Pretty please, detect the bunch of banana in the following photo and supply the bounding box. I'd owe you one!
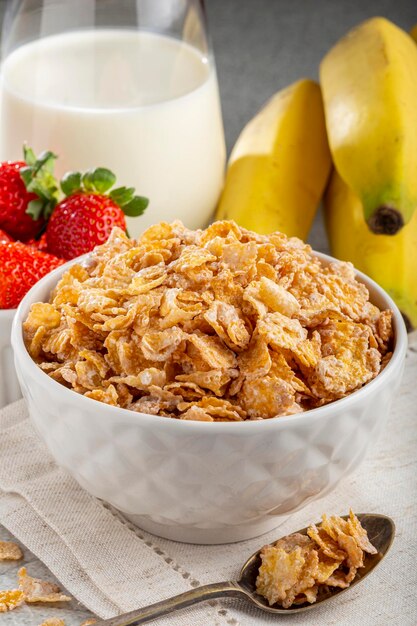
[216,79,331,239]
[321,17,417,329]
[320,17,417,235]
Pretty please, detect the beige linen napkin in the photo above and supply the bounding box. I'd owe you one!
[1,334,417,626]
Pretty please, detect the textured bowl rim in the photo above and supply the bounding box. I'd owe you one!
[12,250,408,432]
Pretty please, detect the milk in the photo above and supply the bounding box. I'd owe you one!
[0,30,226,234]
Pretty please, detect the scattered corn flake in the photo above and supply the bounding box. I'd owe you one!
[39,619,66,626]
[80,620,97,626]
[18,567,71,604]
[0,541,23,561]
[0,589,25,612]
[24,220,393,421]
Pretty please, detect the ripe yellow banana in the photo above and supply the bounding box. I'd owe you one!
[320,17,417,235]
[411,23,417,42]
[324,169,417,329]
[216,79,331,240]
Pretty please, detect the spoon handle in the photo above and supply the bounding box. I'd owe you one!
[96,581,247,626]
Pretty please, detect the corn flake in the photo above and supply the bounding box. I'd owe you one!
[0,589,25,612]
[256,544,306,607]
[0,541,23,561]
[24,222,393,421]
[18,567,71,603]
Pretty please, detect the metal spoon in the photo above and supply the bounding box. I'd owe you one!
[96,513,394,626]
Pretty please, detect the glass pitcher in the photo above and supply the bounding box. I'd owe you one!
[0,0,226,235]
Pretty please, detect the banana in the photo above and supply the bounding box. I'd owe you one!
[320,17,417,235]
[215,79,331,240]
[411,23,417,42]
[324,169,417,329]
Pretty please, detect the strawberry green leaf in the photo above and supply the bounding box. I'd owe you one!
[42,200,56,220]
[61,171,82,196]
[23,145,37,167]
[19,166,33,188]
[26,198,55,220]
[30,150,58,177]
[81,170,95,192]
[25,172,59,201]
[26,199,44,220]
[19,147,60,222]
[122,195,149,217]
[82,167,116,194]
[109,186,135,206]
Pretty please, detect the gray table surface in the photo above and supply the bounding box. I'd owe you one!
[0,0,416,624]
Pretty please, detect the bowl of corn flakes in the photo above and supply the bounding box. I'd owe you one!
[12,221,407,544]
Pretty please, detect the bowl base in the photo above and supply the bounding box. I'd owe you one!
[121,512,287,544]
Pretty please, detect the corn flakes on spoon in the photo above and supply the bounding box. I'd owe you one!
[95,513,394,625]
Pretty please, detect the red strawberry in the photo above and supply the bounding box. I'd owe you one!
[46,168,148,260]
[0,148,59,241]
[27,232,49,252]
[0,242,64,309]
[46,193,126,259]
[0,228,14,243]
[0,161,40,240]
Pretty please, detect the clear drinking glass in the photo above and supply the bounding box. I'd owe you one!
[0,0,226,235]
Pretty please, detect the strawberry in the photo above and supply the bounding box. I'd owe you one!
[0,242,64,309]
[27,232,49,252]
[46,168,148,260]
[0,228,14,243]
[0,147,59,241]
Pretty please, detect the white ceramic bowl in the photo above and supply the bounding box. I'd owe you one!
[12,254,407,544]
[0,308,22,408]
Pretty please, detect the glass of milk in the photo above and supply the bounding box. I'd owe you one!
[0,0,226,235]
